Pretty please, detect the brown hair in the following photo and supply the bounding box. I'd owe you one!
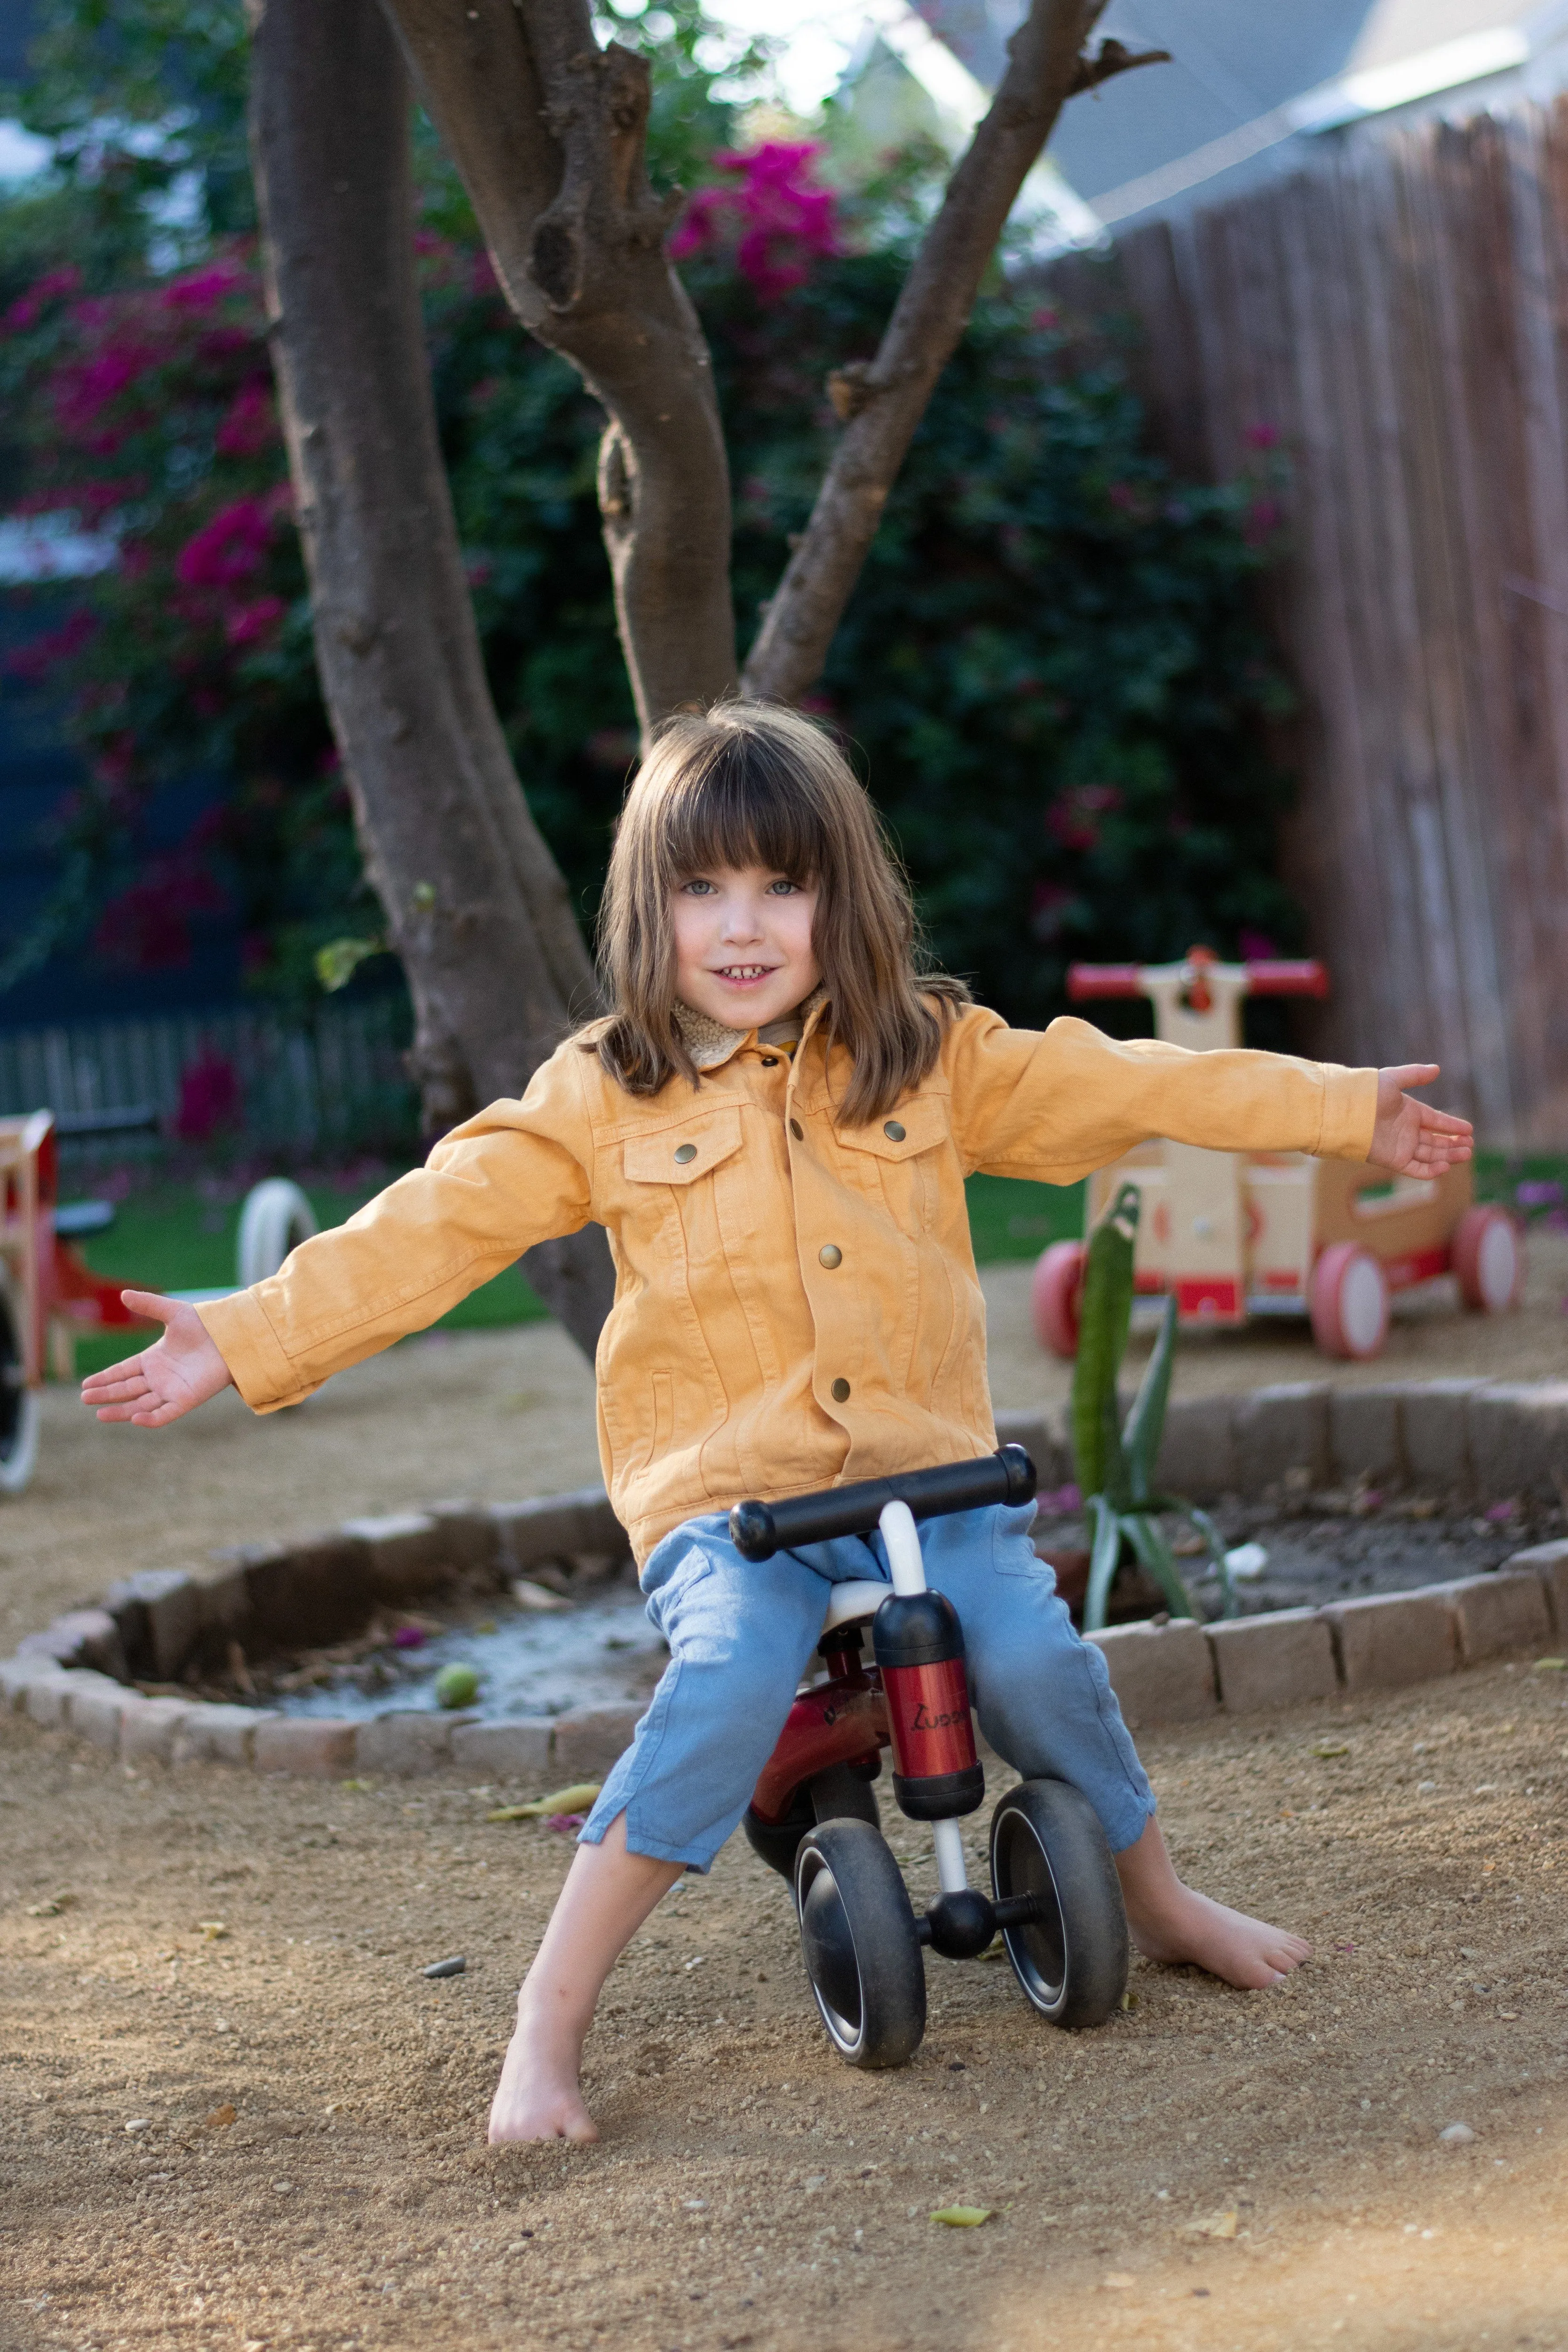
[585,701,968,1125]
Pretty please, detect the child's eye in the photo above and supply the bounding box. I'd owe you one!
[766,878,800,895]
[681,878,716,896]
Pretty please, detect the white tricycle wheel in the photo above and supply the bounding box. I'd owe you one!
[1309,1241,1390,1361]
[1452,1205,1522,1314]
[237,1180,317,1288]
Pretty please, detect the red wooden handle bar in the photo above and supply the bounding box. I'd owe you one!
[1067,964,1145,1000]
[1244,960,1329,998]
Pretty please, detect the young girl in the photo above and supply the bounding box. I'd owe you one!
[84,702,1472,2145]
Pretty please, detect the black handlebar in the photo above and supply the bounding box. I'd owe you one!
[729,1446,1037,1562]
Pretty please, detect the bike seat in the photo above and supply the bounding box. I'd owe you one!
[819,1579,890,1637]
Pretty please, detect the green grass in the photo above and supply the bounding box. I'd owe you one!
[61,1166,1086,1379]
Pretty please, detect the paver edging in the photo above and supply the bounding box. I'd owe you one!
[4,1382,1568,1776]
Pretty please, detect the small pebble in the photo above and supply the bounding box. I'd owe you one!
[422,1955,467,1979]
[1439,2122,1476,2145]
[124,2118,150,2135]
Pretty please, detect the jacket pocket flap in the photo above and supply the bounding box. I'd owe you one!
[623,1107,744,1185]
[836,1094,950,1160]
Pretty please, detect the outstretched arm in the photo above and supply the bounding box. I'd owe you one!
[1367,1064,1472,1176]
[80,1292,235,1427]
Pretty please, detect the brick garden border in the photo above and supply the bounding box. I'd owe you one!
[5,1380,1568,1780]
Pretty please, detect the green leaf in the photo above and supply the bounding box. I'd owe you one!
[1070,1183,1140,1502]
[1182,1503,1238,1619]
[1123,1292,1177,1506]
[1121,1513,1195,1620]
[1083,1492,1124,1634]
[314,935,386,994]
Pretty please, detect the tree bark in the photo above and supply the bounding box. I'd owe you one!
[246,0,616,1356]
[379,0,738,738]
[744,0,1144,703]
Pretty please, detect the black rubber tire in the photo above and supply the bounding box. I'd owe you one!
[741,1761,880,1882]
[990,1777,1128,2029]
[808,1762,880,1831]
[794,1818,926,2068]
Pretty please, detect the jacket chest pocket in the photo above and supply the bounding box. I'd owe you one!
[620,1104,754,1253]
[834,1092,952,1232]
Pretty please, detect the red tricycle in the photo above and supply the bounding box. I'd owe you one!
[730,1449,1128,2067]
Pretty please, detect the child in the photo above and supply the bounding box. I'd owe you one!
[84,701,1473,2145]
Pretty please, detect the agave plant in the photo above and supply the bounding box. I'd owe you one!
[1070,1182,1238,1633]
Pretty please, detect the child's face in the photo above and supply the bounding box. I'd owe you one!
[671,862,822,1033]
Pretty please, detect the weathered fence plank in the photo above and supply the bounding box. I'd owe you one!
[1102,98,1568,1144]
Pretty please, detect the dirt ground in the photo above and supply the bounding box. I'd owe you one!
[4,1238,1568,2352]
[5,1663,1568,2352]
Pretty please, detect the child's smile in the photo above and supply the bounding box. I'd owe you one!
[672,862,822,1033]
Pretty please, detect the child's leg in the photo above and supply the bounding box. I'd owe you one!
[490,1517,834,2141]
[920,1504,1310,1991]
[490,1813,681,2144]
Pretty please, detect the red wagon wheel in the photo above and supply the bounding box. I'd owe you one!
[1309,1242,1391,1360]
[1031,1240,1086,1359]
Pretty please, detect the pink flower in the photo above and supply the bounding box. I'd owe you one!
[214,381,276,458]
[1244,421,1280,450]
[160,259,247,313]
[175,496,277,591]
[673,143,841,297]
[224,595,285,648]
[3,264,83,334]
[1046,784,1122,852]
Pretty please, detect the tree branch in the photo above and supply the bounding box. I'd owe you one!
[743,0,1136,705]
[1069,36,1170,94]
[379,0,737,734]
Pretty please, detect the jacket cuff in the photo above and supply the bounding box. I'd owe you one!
[1317,1064,1379,1161]
[197,1288,311,1414]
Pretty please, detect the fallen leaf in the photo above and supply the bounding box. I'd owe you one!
[1102,2272,1137,2288]
[485,1781,602,1824]
[1120,1989,1139,2010]
[25,1894,71,1918]
[1533,1658,1567,1672]
[930,2205,993,2228]
[197,1921,229,1941]
[340,1777,375,1791]
[1311,1742,1350,1760]
[1187,2209,1239,2240]
[204,2104,237,2130]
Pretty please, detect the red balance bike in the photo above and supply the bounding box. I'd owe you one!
[731,1448,1129,2068]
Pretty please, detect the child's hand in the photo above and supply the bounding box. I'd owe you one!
[1368,1064,1473,1176]
[79,1292,234,1427]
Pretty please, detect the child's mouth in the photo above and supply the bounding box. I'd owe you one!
[713,965,776,984]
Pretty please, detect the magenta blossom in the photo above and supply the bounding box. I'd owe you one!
[3,264,83,335]
[673,142,841,297]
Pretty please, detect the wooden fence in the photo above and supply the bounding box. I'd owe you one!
[1092,97,1568,1148]
[0,996,415,1159]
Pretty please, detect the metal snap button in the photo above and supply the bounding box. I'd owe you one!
[883,1119,906,1142]
[789,1118,804,1141]
[673,1142,697,1164]
[830,1377,851,1402]
[760,1055,779,1067]
[818,1244,842,1269]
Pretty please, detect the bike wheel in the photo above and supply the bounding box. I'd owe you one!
[0,1266,40,1497]
[990,1778,1128,2028]
[794,1819,926,2068]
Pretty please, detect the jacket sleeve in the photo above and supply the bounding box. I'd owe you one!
[944,1007,1378,1183]
[196,1043,596,1413]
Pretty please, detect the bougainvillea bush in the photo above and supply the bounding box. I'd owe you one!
[0,72,1299,1028]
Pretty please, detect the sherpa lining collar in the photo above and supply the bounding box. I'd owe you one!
[673,988,827,1071]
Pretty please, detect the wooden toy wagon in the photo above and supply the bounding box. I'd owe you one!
[0,1110,149,1494]
[1031,949,1521,1364]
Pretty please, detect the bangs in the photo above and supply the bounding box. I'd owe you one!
[660,733,829,883]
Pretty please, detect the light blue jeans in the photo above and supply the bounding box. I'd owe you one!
[579,1501,1156,1871]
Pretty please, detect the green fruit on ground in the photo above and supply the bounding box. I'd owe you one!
[434,1663,480,1710]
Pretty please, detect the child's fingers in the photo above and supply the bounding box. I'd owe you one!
[1383,1062,1441,1091]
[1415,1101,1473,1136]
[80,1356,148,1398]
[118,1288,181,1325]
[83,1371,154,1405]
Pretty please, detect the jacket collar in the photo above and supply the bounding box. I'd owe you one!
[673,987,828,1072]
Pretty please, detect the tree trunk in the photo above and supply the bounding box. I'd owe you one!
[246,0,616,1356]
[380,0,738,738]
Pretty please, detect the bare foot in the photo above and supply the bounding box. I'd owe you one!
[1113,1815,1310,1990]
[487,2016,598,2144]
[1124,1882,1311,1990]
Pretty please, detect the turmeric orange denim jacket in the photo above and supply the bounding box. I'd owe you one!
[198,1001,1378,1562]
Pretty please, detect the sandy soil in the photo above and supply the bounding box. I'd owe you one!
[5,1663,1568,2352]
[5,1235,1568,2351]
